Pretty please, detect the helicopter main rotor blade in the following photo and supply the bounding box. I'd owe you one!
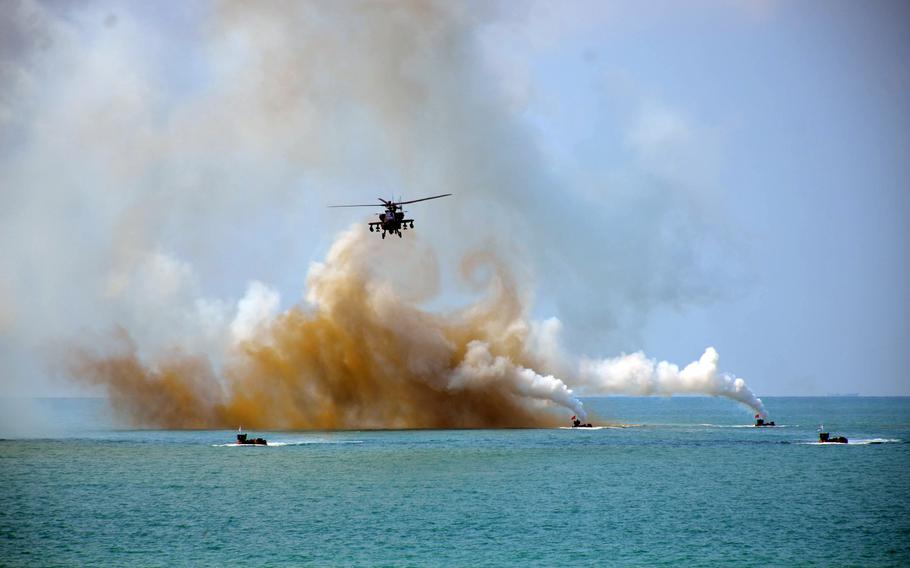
[328,193,452,208]
[393,193,453,206]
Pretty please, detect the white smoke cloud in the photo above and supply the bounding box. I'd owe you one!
[452,340,586,421]
[577,346,767,418]
[230,281,280,344]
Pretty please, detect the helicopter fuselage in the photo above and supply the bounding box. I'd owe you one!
[370,207,413,239]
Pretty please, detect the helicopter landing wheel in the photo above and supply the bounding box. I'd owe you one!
[369,226,374,232]
[381,232,385,239]
[410,222,414,229]
[398,231,402,238]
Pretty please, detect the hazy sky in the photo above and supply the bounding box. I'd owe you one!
[1,0,908,397]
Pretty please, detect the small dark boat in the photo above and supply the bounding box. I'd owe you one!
[819,432,847,444]
[754,417,776,427]
[235,432,267,446]
[572,418,593,428]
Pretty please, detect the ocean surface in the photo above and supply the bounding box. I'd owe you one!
[1,396,908,567]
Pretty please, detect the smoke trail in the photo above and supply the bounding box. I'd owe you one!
[67,224,774,429]
[577,347,768,418]
[69,226,586,429]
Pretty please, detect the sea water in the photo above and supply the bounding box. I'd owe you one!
[1,397,908,567]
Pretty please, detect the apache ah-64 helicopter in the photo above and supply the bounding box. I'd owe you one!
[329,193,452,239]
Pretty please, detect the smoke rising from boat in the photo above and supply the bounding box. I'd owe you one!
[577,347,768,419]
[70,226,587,428]
[68,225,773,428]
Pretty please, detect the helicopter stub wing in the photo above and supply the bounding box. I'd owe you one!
[368,219,413,225]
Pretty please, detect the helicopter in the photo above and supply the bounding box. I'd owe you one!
[329,193,452,239]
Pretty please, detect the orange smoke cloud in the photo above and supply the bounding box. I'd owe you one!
[68,227,585,429]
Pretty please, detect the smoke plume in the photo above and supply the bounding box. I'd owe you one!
[578,348,768,418]
[69,225,770,429]
[70,226,587,429]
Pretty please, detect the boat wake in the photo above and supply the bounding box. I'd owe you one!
[699,424,795,428]
[558,424,635,430]
[802,438,901,446]
[213,440,364,447]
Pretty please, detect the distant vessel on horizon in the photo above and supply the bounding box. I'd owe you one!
[826,393,860,397]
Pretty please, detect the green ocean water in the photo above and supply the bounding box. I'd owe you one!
[1,397,908,567]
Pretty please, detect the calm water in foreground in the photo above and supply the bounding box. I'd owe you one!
[1,397,908,567]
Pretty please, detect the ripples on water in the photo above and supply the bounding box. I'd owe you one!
[1,397,908,567]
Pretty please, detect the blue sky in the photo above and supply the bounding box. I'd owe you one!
[485,1,910,394]
[0,0,907,397]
